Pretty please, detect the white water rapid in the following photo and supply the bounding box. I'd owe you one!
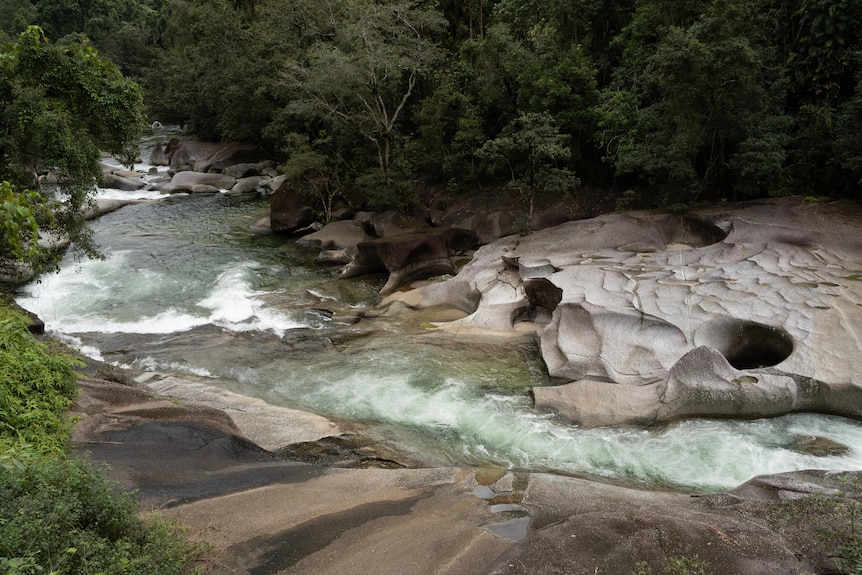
[15,148,862,493]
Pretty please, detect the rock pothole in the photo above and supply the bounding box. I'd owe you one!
[694,318,794,369]
[654,214,728,248]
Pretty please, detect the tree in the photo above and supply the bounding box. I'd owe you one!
[0,26,144,276]
[144,0,323,145]
[286,0,446,204]
[418,15,601,190]
[835,57,862,192]
[458,23,531,138]
[142,0,256,140]
[411,69,486,187]
[783,0,862,194]
[597,0,790,205]
[0,0,37,41]
[0,0,172,78]
[0,182,49,276]
[476,112,579,224]
[279,133,343,223]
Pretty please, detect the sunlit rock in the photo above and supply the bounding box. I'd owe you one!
[390,197,862,426]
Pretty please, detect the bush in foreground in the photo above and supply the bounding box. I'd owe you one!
[0,301,204,574]
[0,300,79,458]
[0,457,203,575]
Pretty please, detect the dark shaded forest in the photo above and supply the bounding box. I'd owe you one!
[2,0,860,211]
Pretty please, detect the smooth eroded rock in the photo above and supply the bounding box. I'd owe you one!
[391,198,862,426]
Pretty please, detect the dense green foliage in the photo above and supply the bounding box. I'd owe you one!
[0,300,79,457]
[0,302,202,574]
[0,457,202,575]
[0,26,145,274]
[0,182,51,275]
[3,0,860,210]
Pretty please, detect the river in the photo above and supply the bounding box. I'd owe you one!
[15,149,862,493]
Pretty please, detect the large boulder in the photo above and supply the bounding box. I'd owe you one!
[163,170,236,194]
[385,197,862,426]
[160,136,269,172]
[297,220,371,250]
[162,137,224,171]
[343,228,476,295]
[229,176,269,195]
[297,220,373,267]
[221,161,277,179]
[204,144,270,173]
[454,212,510,246]
[269,184,316,234]
[149,142,168,166]
[100,165,146,191]
[86,199,140,219]
[370,210,431,237]
[101,172,146,191]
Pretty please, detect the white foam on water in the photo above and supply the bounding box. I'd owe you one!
[306,288,339,301]
[197,265,308,336]
[100,156,169,177]
[271,351,862,490]
[94,187,167,201]
[50,334,107,363]
[16,251,209,334]
[132,356,215,377]
[17,252,308,336]
[18,169,862,491]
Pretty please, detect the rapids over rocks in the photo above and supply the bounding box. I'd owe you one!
[14,147,862,495]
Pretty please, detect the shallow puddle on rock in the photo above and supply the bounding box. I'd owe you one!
[473,485,496,499]
[483,516,531,541]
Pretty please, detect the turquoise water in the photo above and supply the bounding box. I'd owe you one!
[16,189,862,492]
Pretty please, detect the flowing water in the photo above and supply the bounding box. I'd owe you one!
[15,152,862,493]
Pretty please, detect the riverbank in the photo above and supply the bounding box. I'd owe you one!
[18,170,861,572]
[69,360,859,575]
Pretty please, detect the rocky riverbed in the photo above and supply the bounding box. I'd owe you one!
[66,198,862,575]
[71,369,860,575]
[52,135,862,573]
[384,197,862,428]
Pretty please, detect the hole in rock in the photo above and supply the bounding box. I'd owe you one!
[654,214,728,248]
[517,278,563,326]
[524,278,563,310]
[694,319,794,369]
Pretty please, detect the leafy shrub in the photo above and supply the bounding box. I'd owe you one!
[0,456,203,575]
[0,301,81,457]
[0,301,205,574]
